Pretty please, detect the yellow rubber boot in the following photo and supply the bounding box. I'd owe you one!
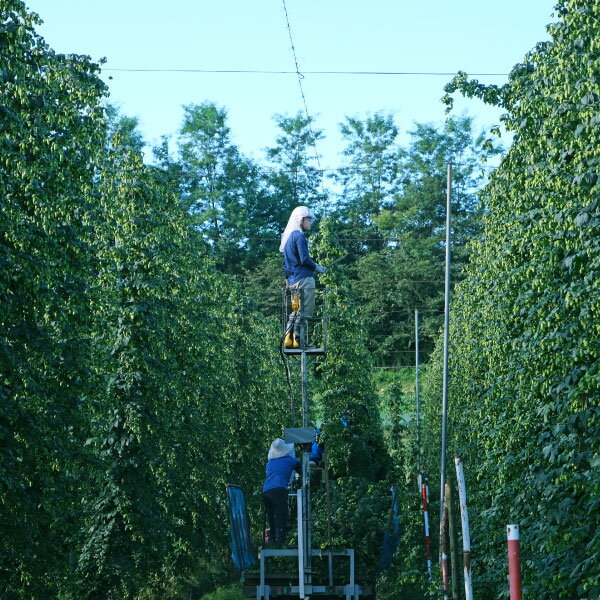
[292,333,301,349]
[284,331,294,348]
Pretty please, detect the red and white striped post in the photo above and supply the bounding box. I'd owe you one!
[420,478,432,578]
[507,524,522,600]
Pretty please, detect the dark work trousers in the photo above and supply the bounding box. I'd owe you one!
[285,277,316,345]
[262,487,289,544]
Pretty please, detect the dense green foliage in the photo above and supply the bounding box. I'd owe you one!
[1,4,107,595]
[309,220,392,583]
[1,4,289,598]
[3,0,598,598]
[417,1,599,598]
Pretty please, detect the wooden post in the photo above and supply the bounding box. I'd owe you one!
[447,480,459,600]
[441,488,449,600]
[455,456,473,600]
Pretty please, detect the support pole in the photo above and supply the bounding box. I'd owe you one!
[300,351,311,589]
[324,446,334,587]
[301,351,308,428]
[439,162,452,541]
[297,489,305,599]
[455,456,473,600]
[421,480,432,579]
[507,524,522,600]
[415,308,421,474]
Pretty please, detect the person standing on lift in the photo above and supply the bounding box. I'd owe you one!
[262,438,301,546]
[280,206,327,349]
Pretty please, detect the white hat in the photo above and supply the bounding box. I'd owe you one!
[279,206,316,252]
[268,438,294,460]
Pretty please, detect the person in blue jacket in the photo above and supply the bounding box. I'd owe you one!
[280,206,327,348]
[262,438,301,546]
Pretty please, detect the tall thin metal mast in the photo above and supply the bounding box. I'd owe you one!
[300,351,311,588]
[439,163,452,539]
[415,308,421,475]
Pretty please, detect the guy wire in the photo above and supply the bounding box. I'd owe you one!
[281,0,325,197]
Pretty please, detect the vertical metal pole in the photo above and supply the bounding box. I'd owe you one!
[300,351,311,588]
[322,292,328,352]
[260,549,265,600]
[302,450,310,585]
[439,162,452,539]
[507,525,522,600]
[324,446,334,590]
[301,351,308,428]
[415,309,421,474]
[297,488,305,599]
[417,308,430,581]
[455,456,473,600]
[282,286,287,335]
[324,446,333,547]
[447,480,459,600]
[421,480,432,578]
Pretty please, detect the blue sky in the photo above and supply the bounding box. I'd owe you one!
[27,0,555,169]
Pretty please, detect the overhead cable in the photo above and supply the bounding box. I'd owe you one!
[104,68,509,77]
[161,161,498,177]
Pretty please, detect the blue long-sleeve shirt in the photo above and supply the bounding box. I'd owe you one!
[262,456,301,492]
[283,230,317,285]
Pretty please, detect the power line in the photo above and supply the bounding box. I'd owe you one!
[161,162,498,177]
[203,236,472,243]
[104,68,509,77]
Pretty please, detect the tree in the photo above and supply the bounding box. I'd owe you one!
[104,104,146,153]
[335,112,404,225]
[265,112,327,229]
[356,116,497,366]
[175,102,268,273]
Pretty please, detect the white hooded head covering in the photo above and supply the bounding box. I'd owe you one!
[279,206,316,252]
[268,438,294,460]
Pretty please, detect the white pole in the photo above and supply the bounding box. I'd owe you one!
[455,456,473,600]
[415,308,421,474]
[420,479,433,578]
[439,164,452,519]
[297,488,305,599]
[439,162,452,561]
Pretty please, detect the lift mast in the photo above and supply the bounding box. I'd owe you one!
[244,294,368,599]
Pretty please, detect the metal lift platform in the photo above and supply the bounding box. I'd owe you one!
[242,490,371,600]
[281,347,327,356]
[242,548,372,599]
